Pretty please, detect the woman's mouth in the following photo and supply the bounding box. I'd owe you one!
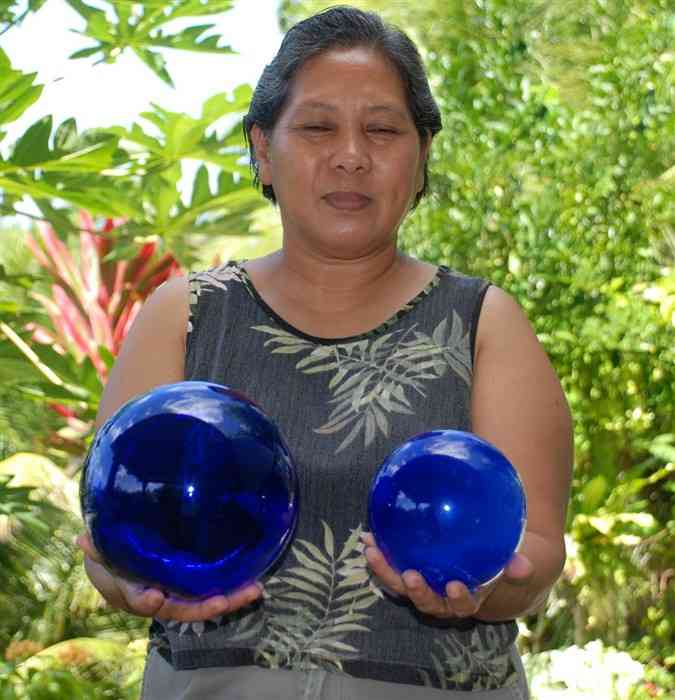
[323,192,372,211]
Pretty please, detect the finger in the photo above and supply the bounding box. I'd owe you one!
[402,571,448,617]
[361,532,376,548]
[116,583,165,617]
[116,578,166,617]
[153,583,262,623]
[76,533,105,565]
[444,581,480,618]
[153,593,229,622]
[363,545,406,596]
[222,583,263,613]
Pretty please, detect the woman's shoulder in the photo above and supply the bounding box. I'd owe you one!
[188,260,248,295]
[436,264,489,288]
[473,284,541,366]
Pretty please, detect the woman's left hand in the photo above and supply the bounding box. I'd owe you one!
[361,532,534,619]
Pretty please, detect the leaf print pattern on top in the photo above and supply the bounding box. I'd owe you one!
[255,521,382,672]
[253,312,472,452]
[420,625,519,691]
[187,265,246,333]
[173,264,524,692]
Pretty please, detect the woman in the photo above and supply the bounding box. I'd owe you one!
[79,6,573,699]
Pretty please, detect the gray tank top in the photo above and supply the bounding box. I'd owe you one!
[148,261,521,692]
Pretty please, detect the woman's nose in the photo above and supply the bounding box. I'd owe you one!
[330,129,371,174]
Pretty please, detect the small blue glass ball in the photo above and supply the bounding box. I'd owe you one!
[80,381,298,598]
[368,430,527,594]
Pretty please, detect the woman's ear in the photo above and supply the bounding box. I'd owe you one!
[250,125,273,185]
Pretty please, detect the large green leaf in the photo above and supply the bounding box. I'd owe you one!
[65,0,235,85]
[6,116,119,172]
[0,48,43,129]
[10,115,52,166]
[0,176,139,217]
[104,88,263,247]
[133,47,174,88]
[0,116,147,217]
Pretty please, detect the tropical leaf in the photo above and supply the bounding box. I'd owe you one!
[291,546,332,576]
[64,0,235,86]
[293,538,332,567]
[276,576,326,597]
[284,566,331,589]
[427,626,517,691]
[0,48,43,129]
[337,525,363,562]
[217,611,266,644]
[256,521,377,671]
[3,214,181,454]
[102,88,263,244]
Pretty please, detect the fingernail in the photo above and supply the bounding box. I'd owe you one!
[364,547,378,564]
[404,572,421,588]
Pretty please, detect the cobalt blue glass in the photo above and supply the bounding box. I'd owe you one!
[80,381,299,598]
[368,430,527,594]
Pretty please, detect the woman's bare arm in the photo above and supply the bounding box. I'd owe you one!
[94,275,188,428]
[362,285,573,620]
[80,275,263,620]
[470,285,573,621]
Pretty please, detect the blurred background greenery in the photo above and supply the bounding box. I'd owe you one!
[0,0,673,697]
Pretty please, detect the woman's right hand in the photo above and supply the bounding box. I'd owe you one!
[77,534,263,622]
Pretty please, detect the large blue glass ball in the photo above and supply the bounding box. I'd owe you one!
[80,381,298,598]
[368,430,526,594]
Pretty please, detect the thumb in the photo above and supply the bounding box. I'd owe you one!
[76,533,105,565]
[503,552,534,584]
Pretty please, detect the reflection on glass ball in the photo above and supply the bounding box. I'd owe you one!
[368,430,526,594]
[80,381,298,598]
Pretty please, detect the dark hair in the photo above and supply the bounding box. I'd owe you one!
[242,5,442,209]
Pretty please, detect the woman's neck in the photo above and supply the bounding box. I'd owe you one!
[256,246,408,315]
[243,246,437,340]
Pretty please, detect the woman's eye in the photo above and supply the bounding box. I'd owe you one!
[369,127,398,134]
[303,125,330,131]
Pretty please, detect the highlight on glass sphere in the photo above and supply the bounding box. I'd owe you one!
[80,381,299,599]
[368,429,527,594]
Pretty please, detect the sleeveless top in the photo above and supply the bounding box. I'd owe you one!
[148,260,521,692]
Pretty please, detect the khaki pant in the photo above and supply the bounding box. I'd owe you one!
[140,648,529,700]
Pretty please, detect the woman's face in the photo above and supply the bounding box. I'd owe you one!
[251,47,430,259]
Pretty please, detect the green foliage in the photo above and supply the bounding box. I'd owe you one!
[0,466,73,651]
[107,85,264,259]
[0,48,43,131]
[0,212,182,458]
[65,0,235,86]
[0,8,266,259]
[280,0,675,684]
[0,1,47,34]
[1,637,146,699]
[0,454,148,660]
[0,0,671,697]
[0,116,128,217]
[0,3,277,696]
[0,227,62,458]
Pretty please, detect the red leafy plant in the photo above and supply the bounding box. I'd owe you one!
[7,211,181,448]
[26,212,181,380]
